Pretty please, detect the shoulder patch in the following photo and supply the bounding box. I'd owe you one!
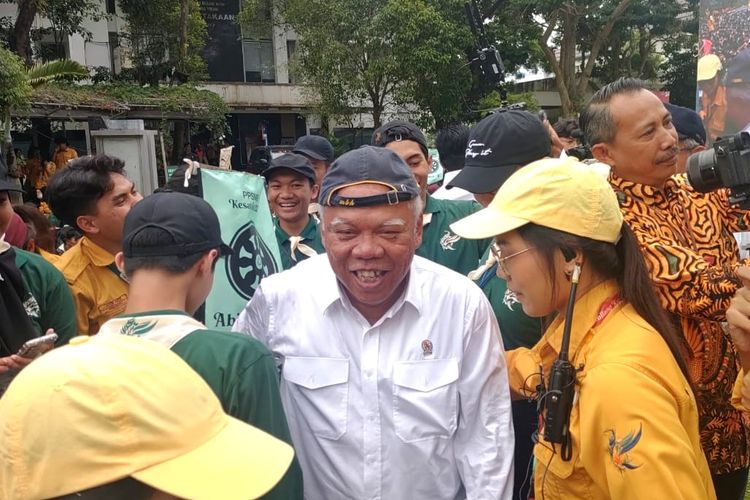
[606,423,643,472]
[439,230,461,251]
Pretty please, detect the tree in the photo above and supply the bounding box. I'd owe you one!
[240,0,539,129]
[514,0,697,116]
[118,0,207,85]
[0,46,32,144]
[7,0,104,66]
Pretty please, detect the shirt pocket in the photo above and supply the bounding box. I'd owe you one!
[392,358,459,442]
[282,356,349,440]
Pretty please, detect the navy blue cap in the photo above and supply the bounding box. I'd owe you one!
[293,135,335,163]
[123,192,232,258]
[447,110,550,193]
[666,103,706,146]
[262,153,317,184]
[727,48,750,85]
[320,146,419,208]
[371,120,429,156]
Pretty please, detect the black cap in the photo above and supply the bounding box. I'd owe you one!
[665,103,706,146]
[727,48,750,85]
[123,192,232,258]
[320,146,419,208]
[0,150,22,192]
[293,135,335,163]
[372,120,429,156]
[261,153,317,184]
[447,110,550,194]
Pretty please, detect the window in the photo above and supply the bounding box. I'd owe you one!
[243,40,275,83]
[286,40,296,84]
[106,0,116,14]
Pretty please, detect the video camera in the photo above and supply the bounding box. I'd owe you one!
[686,132,750,208]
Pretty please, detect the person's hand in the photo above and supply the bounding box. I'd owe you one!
[0,354,33,374]
[727,267,750,370]
[543,120,566,158]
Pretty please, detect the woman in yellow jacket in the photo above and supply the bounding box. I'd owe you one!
[452,157,715,500]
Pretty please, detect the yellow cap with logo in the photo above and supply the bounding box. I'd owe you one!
[450,157,623,243]
[0,334,293,500]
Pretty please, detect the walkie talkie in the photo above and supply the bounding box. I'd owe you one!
[542,262,581,461]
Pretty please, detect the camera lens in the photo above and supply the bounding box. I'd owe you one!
[686,149,720,193]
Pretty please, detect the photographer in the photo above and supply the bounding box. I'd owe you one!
[583,77,750,499]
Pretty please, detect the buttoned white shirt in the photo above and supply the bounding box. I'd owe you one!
[234,254,514,500]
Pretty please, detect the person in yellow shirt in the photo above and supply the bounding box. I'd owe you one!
[451,157,715,499]
[52,136,78,171]
[47,155,142,335]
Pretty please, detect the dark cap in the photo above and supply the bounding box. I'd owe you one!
[123,192,232,258]
[447,110,550,194]
[320,146,419,208]
[293,135,335,163]
[371,120,429,157]
[727,48,750,85]
[0,150,22,192]
[262,153,317,184]
[665,103,706,146]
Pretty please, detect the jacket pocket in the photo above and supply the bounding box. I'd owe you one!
[283,356,349,440]
[392,358,459,442]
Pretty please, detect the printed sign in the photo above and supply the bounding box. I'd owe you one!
[201,169,281,330]
[698,0,750,142]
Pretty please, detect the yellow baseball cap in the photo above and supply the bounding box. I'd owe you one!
[697,54,722,81]
[0,334,293,500]
[450,157,623,243]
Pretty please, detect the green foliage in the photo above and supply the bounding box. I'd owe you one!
[0,45,32,114]
[243,0,540,130]
[30,82,229,136]
[25,59,88,87]
[118,0,207,84]
[42,0,105,39]
[476,91,540,118]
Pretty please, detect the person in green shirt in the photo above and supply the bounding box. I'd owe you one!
[0,173,76,386]
[263,153,325,270]
[447,109,553,500]
[98,191,303,500]
[372,120,491,274]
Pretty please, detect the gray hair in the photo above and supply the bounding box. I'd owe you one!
[679,137,703,151]
[580,77,651,146]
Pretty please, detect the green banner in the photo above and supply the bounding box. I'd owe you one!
[201,169,281,330]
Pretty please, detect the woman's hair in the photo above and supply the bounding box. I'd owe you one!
[517,222,690,381]
[13,203,56,253]
[50,477,154,500]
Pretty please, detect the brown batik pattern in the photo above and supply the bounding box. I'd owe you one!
[611,173,750,474]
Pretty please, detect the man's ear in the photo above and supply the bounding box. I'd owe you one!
[591,143,615,167]
[76,215,99,235]
[311,183,320,201]
[114,252,126,274]
[197,249,219,275]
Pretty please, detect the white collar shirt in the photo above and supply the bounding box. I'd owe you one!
[234,254,514,500]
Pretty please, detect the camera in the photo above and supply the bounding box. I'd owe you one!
[687,132,750,208]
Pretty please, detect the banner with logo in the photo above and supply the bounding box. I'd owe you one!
[698,0,750,143]
[201,169,281,330]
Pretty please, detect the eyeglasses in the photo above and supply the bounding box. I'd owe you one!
[490,243,535,277]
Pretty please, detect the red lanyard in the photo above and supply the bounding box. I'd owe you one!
[593,293,625,327]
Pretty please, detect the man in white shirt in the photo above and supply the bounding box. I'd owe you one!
[234,145,514,500]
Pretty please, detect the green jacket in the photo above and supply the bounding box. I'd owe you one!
[473,245,543,350]
[15,248,76,345]
[100,311,304,500]
[418,196,492,275]
[275,216,325,270]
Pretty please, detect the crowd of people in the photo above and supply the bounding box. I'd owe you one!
[3,77,750,499]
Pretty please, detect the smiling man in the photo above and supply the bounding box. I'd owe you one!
[233,146,514,499]
[263,153,324,269]
[48,155,143,335]
[584,77,750,499]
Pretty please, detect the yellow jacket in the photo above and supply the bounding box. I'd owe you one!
[53,147,78,170]
[54,237,128,336]
[507,280,715,500]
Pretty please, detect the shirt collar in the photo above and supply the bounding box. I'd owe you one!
[609,171,683,206]
[79,236,117,267]
[424,195,441,215]
[275,216,318,240]
[543,279,620,360]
